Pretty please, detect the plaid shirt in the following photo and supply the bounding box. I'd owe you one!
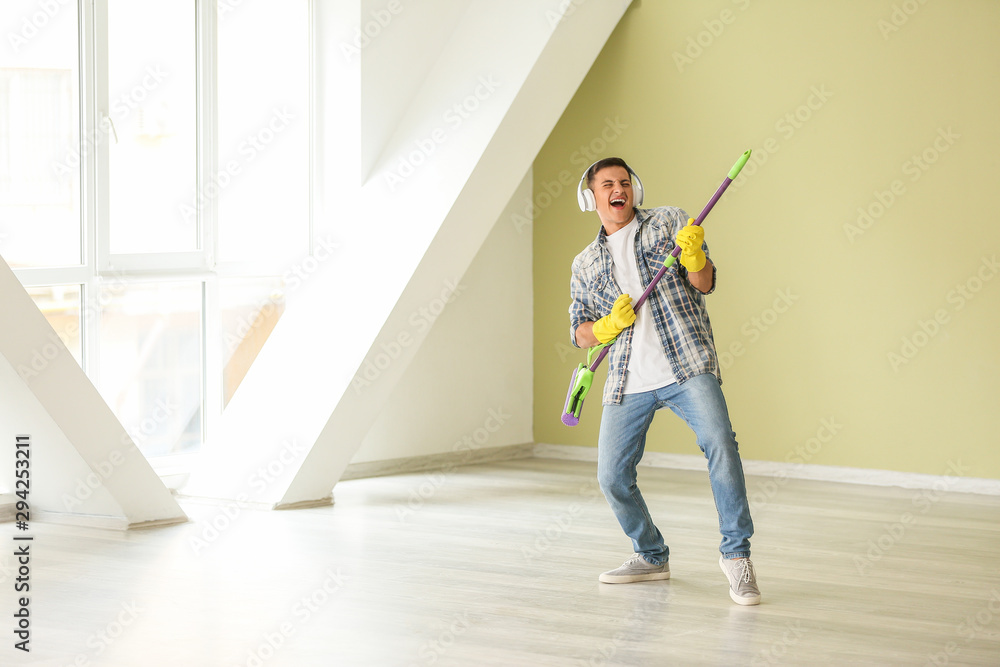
[569,206,721,405]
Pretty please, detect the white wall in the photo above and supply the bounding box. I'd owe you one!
[359,0,475,177]
[351,169,533,463]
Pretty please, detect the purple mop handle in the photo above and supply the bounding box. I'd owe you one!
[586,152,749,373]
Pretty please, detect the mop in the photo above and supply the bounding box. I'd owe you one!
[561,149,751,426]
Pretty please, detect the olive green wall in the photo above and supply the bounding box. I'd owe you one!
[533,0,1000,479]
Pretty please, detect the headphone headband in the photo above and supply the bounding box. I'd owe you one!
[577,160,644,212]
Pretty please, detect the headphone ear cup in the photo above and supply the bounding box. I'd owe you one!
[632,171,644,207]
[578,160,599,212]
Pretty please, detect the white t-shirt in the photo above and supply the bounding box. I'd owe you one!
[603,216,677,393]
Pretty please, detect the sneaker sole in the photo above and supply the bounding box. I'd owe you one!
[728,589,761,605]
[718,558,761,605]
[598,571,670,584]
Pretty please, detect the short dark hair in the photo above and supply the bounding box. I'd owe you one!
[586,157,633,189]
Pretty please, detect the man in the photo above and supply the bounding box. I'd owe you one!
[568,157,760,605]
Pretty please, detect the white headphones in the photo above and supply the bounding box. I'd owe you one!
[577,159,644,212]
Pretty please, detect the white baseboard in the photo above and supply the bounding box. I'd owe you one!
[533,443,1000,496]
[26,510,188,531]
[342,442,536,481]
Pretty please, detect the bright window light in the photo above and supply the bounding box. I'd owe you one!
[99,281,203,456]
[219,277,286,407]
[0,0,81,267]
[26,284,83,366]
[217,0,310,266]
[108,0,197,254]
[4,1,315,471]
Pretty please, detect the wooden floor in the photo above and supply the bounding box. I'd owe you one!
[3,457,1000,666]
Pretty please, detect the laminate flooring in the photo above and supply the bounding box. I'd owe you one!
[2,457,999,666]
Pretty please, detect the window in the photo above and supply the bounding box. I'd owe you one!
[219,277,287,406]
[217,1,310,266]
[100,281,202,456]
[107,0,198,254]
[0,0,81,268]
[25,285,82,365]
[3,0,314,467]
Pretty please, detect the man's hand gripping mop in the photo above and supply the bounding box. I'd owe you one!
[561,150,752,426]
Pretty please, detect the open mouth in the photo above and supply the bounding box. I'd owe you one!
[610,197,626,210]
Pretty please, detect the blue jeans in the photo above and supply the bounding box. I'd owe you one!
[597,373,753,565]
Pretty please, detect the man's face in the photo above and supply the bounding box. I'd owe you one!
[591,165,634,228]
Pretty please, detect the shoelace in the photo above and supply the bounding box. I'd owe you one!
[737,558,755,584]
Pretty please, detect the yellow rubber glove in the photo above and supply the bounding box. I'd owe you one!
[675,218,707,273]
[592,294,636,344]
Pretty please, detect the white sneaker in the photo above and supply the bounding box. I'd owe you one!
[599,553,670,584]
[719,556,761,605]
